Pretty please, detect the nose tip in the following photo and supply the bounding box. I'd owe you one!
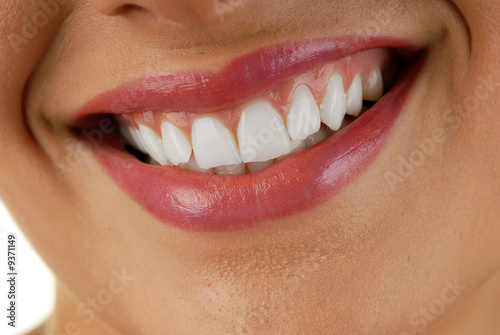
[88,0,243,26]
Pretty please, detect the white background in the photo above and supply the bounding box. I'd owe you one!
[0,200,55,335]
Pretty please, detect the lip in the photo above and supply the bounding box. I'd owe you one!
[76,36,410,118]
[81,37,425,232]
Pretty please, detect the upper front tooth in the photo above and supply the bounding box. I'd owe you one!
[286,85,321,140]
[320,74,347,131]
[363,67,384,101]
[346,74,363,116]
[138,125,170,166]
[161,121,192,166]
[238,101,292,163]
[192,117,242,170]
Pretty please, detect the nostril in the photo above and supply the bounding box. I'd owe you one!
[87,0,145,17]
[112,3,144,16]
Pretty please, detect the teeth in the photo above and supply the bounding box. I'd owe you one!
[215,163,246,175]
[147,156,161,166]
[138,125,170,165]
[304,128,328,148]
[119,126,136,147]
[161,121,192,166]
[192,117,242,170]
[346,74,363,116]
[277,140,305,161]
[238,102,292,163]
[247,160,275,173]
[363,67,384,101]
[288,140,306,154]
[179,154,214,174]
[286,85,321,140]
[320,74,347,131]
[121,65,386,173]
[127,127,148,153]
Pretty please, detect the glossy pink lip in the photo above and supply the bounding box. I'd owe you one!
[77,36,409,117]
[81,37,425,232]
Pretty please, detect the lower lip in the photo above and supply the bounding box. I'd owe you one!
[96,57,423,232]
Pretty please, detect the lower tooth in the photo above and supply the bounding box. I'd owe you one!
[247,160,275,173]
[288,140,306,154]
[215,163,246,175]
[278,140,305,161]
[304,128,328,148]
[179,155,214,174]
[147,157,161,166]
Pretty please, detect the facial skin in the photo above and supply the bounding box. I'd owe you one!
[1,0,500,334]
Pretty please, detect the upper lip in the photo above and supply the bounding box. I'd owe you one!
[76,36,410,120]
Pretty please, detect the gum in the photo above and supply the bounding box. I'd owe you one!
[116,48,390,139]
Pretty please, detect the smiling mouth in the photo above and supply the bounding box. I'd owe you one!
[73,36,426,231]
[118,47,392,174]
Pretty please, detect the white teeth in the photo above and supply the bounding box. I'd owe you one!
[147,156,161,166]
[320,74,347,131]
[238,102,292,163]
[288,140,306,154]
[215,163,246,175]
[128,127,148,153]
[138,125,170,165]
[247,160,275,173]
[161,121,192,166]
[363,67,384,101]
[119,126,136,147]
[277,140,305,161]
[179,154,214,174]
[346,74,363,116]
[304,128,328,148]
[286,85,321,140]
[192,117,242,170]
[122,66,385,173]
